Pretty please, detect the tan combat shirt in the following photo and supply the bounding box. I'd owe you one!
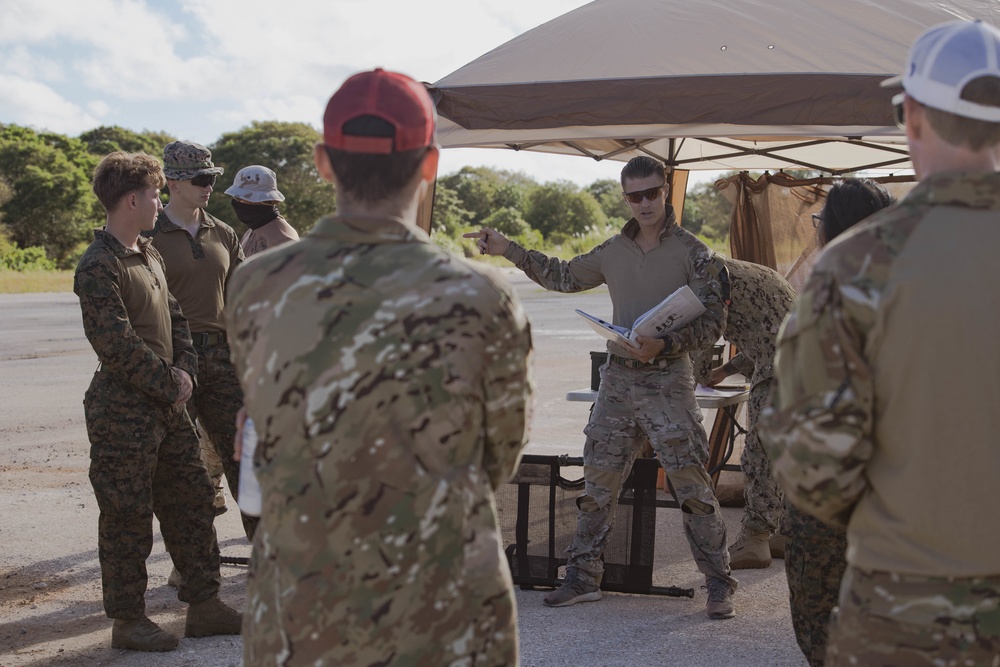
[239,215,299,257]
[503,205,727,357]
[146,211,243,333]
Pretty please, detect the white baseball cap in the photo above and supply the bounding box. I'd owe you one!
[882,20,1000,123]
[224,165,285,203]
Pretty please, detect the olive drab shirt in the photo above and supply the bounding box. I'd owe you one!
[759,171,1000,578]
[145,211,243,333]
[73,230,197,405]
[502,205,727,357]
[691,257,796,388]
[226,214,534,667]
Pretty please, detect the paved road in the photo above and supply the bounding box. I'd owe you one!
[0,277,806,666]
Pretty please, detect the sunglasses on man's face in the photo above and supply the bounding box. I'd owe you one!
[811,213,823,229]
[892,93,906,130]
[623,184,665,204]
[190,174,217,188]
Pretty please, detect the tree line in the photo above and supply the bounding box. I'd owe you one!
[0,122,733,270]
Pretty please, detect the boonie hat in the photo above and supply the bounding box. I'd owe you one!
[323,68,436,154]
[162,140,225,180]
[224,165,285,203]
[882,20,1000,122]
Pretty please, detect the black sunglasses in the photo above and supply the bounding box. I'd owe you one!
[623,184,665,204]
[190,174,217,188]
[811,213,823,229]
[892,93,906,130]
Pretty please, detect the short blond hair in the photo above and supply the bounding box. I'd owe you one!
[924,76,1000,150]
[92,152,166,213]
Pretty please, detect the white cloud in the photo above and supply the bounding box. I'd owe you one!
[0,46,66,82]
[86,100,112,118]
[0,0,631,185]
[0,74,100,134]
[207,95,325,134]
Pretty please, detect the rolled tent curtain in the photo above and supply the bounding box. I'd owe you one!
[670,169,689,225]
[721,172,915,289]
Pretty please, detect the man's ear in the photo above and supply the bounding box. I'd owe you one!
[125,191,139,210]
[420,146,440,182]
[313,142,336,183]
[904,94,923,142]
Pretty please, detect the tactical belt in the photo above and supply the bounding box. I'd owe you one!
[191,331,227,347]
[608,352,673,369]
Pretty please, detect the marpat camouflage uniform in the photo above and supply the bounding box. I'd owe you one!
[692,257,796,537]
[505,208,736,591]
[759,172,1000,665]
[226,215,534,667]
[782,504,847,667]
[74,230,222,619]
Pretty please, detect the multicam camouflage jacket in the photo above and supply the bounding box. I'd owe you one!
[691,257,796,388]
[226,214,533,666]
[504,206,727,358]
[759,172,1000,567]
[73,229,197,405]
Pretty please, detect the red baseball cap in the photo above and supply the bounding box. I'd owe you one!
[323,68,436,154]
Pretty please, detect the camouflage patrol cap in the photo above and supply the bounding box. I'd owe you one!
[162,140,225,181]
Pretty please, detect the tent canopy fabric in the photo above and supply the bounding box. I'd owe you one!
[428,0,1000,174]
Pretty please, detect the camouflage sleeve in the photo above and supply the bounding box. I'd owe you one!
[690,345,714,385]
[74,254,181,405]
[167,291,197,380]
[479,278,535,490]
[664,250,728,355]
[502,239,607,293]
[727,352,755,378]
[758,268,875,527]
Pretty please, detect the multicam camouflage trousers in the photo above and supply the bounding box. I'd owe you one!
[740,378,784,536]
[827,567,1000,667]
[783,504,847,667]
[188,341,257,539]
[568,358,736,590]
[83,372,221,619]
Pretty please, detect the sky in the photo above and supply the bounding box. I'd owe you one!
[0,0,719,188]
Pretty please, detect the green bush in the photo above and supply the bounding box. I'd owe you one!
[0,244,56,271]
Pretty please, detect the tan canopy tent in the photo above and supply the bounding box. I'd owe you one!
[424,0,997,276]
[422,0,998,477]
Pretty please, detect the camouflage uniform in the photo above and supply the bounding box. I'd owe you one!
[827,569,1000,666]
[505,208,736,591]
[74,230,221,619]
[782,505,847,667]
[759,172,1000,664]
[146,210,257,539]
[692,257,796,537]
[226,215,533,667]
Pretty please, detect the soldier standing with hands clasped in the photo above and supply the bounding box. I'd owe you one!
[74,152,241,652]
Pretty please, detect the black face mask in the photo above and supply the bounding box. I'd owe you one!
[231,200,279,229]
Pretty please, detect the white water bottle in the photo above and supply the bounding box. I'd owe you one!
[238,418,262,516]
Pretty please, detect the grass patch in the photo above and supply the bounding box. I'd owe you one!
[0,270,74,294]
